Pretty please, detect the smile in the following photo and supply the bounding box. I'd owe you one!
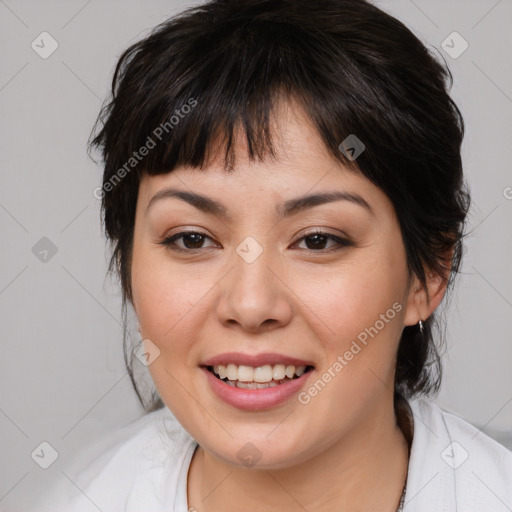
[207,364,313,389]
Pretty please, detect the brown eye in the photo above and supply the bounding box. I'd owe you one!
[294,231,353,251]
[158,229,352,254]
[159,231,217,252]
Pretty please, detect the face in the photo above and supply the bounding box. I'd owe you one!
[131,100,422,469]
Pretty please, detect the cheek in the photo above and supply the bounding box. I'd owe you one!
[132,238,196,325]
[294,245,408,369]
[130,243,207,359]
[130,247,210,417]
[310,258,404,328]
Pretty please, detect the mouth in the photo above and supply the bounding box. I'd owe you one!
[205,363,315,389]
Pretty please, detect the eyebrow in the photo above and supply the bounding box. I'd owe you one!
[145,187,374,219]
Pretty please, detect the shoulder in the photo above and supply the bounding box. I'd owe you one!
[411,398,512,472]
[404,397,512,512]
[35,406,197,512]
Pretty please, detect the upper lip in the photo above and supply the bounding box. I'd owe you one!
[201,352,315,368]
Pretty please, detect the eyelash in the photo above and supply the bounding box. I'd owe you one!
[158,229,353,253]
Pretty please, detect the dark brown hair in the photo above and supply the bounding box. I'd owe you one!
[89,0,470,414]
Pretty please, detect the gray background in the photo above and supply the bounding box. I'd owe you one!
[0,0,511,510]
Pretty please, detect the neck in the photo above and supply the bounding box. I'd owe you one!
[187,396,410,512]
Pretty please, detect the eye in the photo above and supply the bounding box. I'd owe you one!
[158,231,217,252]
[293,230,353,251]
[158,229,353,254]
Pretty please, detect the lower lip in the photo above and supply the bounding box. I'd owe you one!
[201,367,313,411]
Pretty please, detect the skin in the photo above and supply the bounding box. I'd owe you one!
[131,99,447,512]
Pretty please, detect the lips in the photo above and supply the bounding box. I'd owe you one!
[202,352,315,368]
[200,352,315,410]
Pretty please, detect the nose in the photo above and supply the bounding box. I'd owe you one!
[215,241,293,334]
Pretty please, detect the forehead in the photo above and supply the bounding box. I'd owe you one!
[139,98,362,197]
[135,96,398,228]
[135,98,398,235]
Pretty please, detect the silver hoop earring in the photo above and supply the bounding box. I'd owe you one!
[418,320,424,334]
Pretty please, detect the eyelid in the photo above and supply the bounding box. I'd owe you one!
[295,227,352,243]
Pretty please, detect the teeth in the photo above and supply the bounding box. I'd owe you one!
[254,365,273,382]
[285,365,295,378]
[238,365,254,382]
[273,364,286,380]
[210,363,308,383]
[213,365,225,379]
[237,381,279,389]
[226,363,238,381]
[295,366,306,377]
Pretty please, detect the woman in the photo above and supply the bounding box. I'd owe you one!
[38,0,512,510]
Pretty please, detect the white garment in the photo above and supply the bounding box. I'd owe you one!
[32,398,512,512]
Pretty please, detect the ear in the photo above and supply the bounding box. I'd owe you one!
[402,254,452,326]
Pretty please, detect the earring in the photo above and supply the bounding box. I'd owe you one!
[418,320,424,334]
